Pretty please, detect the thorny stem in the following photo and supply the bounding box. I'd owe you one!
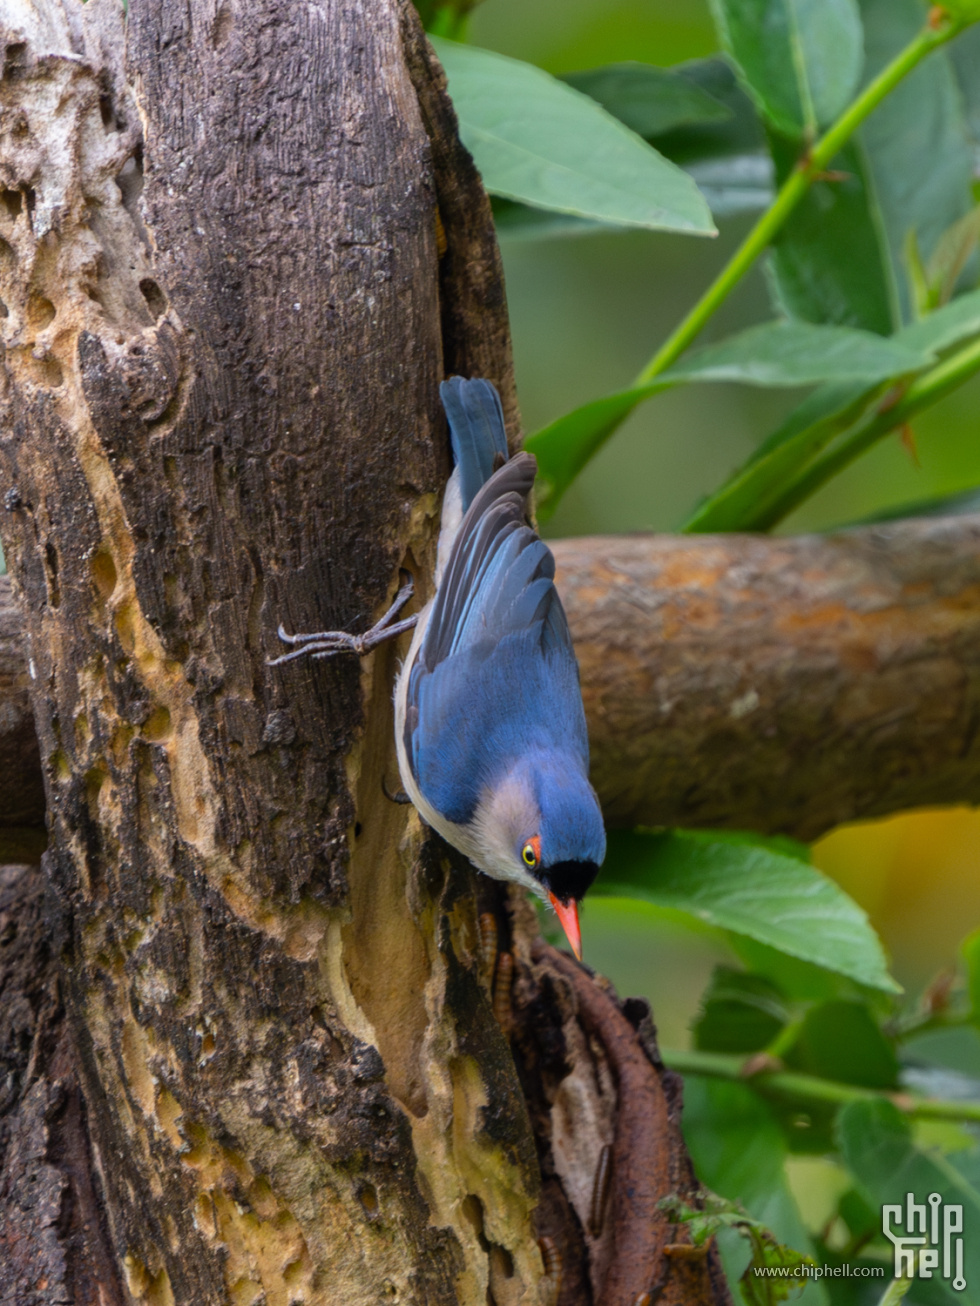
[663,1047,980,1125]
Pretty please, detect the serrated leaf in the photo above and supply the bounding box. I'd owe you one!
[432,38,716,234]
[528,320,931,515]
[562,62,732,140]
[684,287,980,531]
[593,830,899,991]
[709,0,863,139]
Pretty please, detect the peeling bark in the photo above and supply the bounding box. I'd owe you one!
[0,2,723,1304]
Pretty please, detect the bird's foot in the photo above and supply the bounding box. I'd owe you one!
[382,776,413,805]
[269,571,417,667]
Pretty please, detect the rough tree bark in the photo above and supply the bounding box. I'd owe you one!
[0,2,727,1304]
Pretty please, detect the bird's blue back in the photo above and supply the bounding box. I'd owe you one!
[405,379,593,833]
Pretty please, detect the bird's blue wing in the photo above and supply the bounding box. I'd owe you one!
[440,377,509,512]
[406,451,587,824]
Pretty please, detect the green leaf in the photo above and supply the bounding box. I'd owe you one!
[768,139,898,336]
[431,38,716,234]
[561,62,732,140]
[948,23,980,150]
[490,197,620,242]
[838,1100,980,1300]
[694,966,790,1055]
[686,154,775,220]
[922,206,980,311]
[659,320,931,387]
[849,485,980,525]
[594,829,899,992]
[787,1000,899,1089]
[683,286,980,532]
[962,929,980,1026]
[652,57,774,217]
[857,0,976,324]
[709,0,863,139]
[655,57,768,163]
[769,0,975,333]
[732,938,852,1002]
[528,386,652,514]
[528,320,931,515]
[681,1077,828,1303]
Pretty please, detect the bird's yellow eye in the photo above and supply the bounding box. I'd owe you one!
[522,836,542,869]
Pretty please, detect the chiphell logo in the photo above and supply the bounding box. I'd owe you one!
[882,1193,966,1291]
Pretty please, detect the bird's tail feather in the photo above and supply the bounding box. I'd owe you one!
[440,377,509,513]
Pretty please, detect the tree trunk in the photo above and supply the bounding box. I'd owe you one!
[0,2,727,1303]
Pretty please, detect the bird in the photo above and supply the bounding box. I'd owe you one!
[271,376,605,957]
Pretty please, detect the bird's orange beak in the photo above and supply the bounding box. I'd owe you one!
[548,892,582,960]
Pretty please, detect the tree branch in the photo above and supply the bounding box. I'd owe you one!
[6,513,980,844]
[557,513,980,842]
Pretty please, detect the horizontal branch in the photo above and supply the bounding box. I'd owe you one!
[5,512,980,843]
[662,1047,980,1126]
[553,513,980,841]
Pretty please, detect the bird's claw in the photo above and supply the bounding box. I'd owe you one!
[269,571,417,667]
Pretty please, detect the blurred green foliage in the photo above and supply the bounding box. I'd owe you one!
[421,1,980,1300]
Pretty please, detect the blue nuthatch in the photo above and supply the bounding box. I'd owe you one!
[272,377,606,957]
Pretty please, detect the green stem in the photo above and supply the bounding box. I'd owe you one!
[755,331,980,528]
[633,13,966,388]
[663,1047,980,1124]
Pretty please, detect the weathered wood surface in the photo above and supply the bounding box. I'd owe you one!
[7,511,980,844]
[0,1,726,1303]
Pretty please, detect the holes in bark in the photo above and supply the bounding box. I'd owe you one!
[490,1246,514,1280]
[139,277,167,320]
[85,766,107,810]
[98,94,121,132]
[357,1184,379,1219]
[4,42,27,73]
[212,3,233,48]
[91,546,118,602]
[1,189,21,220]
[116,149,144,220]
[28,296,54,329]
[23,187,35,227]
[143,706,172,741]
[354,821,363,838]
[44,540,60,607]
[29,355,63,387]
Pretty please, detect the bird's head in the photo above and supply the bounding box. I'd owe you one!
[471,750,605,958]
